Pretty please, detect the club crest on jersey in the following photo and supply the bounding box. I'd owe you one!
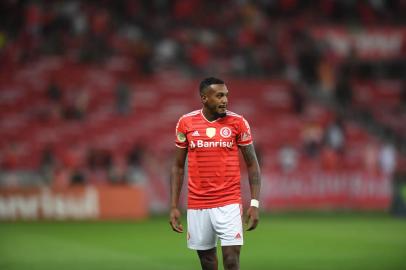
[206,127,216,138]
[177,132,186,142]
[220,127,232,138]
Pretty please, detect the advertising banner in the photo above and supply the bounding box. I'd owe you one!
[260,172,392,211]
[0,185,148,220]
[352,80,402,108]
[311,27,406,59]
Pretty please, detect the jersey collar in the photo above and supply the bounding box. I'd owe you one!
[200,109,224,123]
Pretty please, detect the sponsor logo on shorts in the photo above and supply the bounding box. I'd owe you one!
[235,233,241,239]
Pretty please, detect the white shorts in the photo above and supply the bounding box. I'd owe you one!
[187,203,243,250]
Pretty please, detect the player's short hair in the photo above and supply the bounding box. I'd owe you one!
[199,77,225,95]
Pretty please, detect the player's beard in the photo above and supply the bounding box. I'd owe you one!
[215,105,227,118]
[206,103,226,119]
[214,111,226,118]
[216,105,227,118]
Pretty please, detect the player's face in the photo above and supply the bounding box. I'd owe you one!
[203,84,228,117]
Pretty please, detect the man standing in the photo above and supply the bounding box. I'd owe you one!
[169,77,261,270]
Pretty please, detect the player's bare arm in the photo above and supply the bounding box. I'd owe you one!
[240,144,261,231]
[169,147,187,233]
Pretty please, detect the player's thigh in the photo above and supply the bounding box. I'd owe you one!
[221,245,241,259]
[187,208,217,250]
[197,247,218,266]
[210,203,243,246]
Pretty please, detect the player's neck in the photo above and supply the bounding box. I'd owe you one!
[202,108,220,122]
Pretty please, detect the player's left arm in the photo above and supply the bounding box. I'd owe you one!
[240,143,261,231]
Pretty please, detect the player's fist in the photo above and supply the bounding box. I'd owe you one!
[169,207,183,233]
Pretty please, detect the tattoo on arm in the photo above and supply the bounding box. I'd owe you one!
[240,144,258,167]
[240,144,261,196]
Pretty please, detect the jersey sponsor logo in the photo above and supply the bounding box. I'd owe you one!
[206,127,216,138]
[241,131,251,141]
[220,127,232,138]
[190,139,233,149]
[177,132,186,142]
[192,130,200,136]
[243,118,251,130]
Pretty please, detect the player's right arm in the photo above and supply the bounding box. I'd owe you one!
[169,146,187,233]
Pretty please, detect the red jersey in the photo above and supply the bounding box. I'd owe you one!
[175,109,253,209]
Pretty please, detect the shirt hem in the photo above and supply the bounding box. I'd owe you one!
[187,199,241,210]
[175,144,187,148]
[237,142,253,146]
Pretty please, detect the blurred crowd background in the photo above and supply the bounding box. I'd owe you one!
[0,0,405,212]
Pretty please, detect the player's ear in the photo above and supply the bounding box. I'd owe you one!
[201,94,207,104]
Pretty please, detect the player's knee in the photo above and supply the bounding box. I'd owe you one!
[223,254,239,270]
[198,252,217,268]
[200,256,217,269]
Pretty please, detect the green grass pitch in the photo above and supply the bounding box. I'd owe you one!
[1,213,405,270]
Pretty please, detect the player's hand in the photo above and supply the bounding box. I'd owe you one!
[169,207,183,233]
[245,206,259,231]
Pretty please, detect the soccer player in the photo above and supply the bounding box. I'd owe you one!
[169,77,261,270]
